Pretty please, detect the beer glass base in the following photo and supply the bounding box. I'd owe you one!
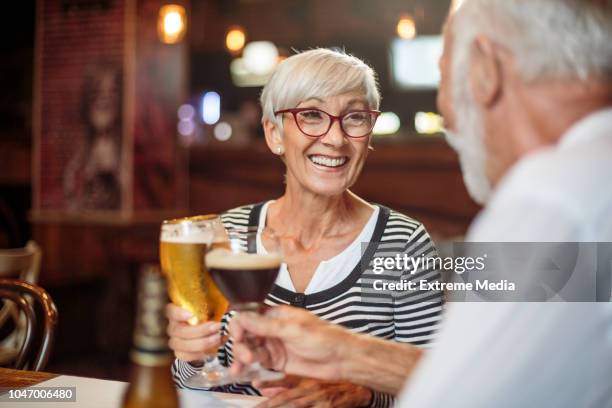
[237,363,285,383]
[185,366,235,388]
[184,363,284,388]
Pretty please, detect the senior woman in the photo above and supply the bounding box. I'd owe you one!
[168,48,443,408]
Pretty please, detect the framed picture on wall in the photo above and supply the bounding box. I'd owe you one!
[32,0,188,222]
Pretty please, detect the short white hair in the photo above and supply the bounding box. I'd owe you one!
[447,0,612,205]
[260,48,380,129]
[453,0,612,83]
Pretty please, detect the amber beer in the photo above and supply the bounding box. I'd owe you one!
[159,216,228,333]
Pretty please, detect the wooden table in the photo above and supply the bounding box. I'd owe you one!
[0,367,265,407]
[0,367,57,388]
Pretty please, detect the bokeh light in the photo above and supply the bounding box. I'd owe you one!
[158,5,187,44]
[397,16,416,40]
[226,27,246,54]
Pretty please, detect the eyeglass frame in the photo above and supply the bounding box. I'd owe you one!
[274,108,381,139]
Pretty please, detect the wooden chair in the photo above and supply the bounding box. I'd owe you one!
[0,241,42,282]
[0,279,58,371]
[0,242,42,368]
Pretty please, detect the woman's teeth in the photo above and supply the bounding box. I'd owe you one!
[309,155,348,168]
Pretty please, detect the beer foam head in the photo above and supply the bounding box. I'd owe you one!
[206,248,282,270]
[160,222,214,244]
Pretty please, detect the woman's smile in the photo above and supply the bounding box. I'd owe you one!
[307,154,350,170]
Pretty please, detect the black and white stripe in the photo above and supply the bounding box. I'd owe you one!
[172,203,444,407]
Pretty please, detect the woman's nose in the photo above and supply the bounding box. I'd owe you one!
[319,119,347,147]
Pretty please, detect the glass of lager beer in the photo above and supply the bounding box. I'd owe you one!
[160,215,230,387]
[206,226,285,383]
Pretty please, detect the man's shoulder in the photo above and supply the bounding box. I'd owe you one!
[469,138,612,241]
[504,136,611,206]
[510,135,611,194]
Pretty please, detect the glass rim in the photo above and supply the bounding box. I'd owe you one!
[162,214,220,225]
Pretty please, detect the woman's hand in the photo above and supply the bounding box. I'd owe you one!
[165,303,222,362]
[253,376,372,408]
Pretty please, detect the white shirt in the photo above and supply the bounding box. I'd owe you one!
[257,201,380,294]
[468,108,612,242]
[398,109,612,407]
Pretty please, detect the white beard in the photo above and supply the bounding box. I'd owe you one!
[444,105,492,205]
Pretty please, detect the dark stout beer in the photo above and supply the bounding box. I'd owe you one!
[206,249,281,305]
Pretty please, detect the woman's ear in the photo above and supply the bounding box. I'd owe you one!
[263,119,284,155]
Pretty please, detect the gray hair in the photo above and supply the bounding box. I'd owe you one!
[260,48,380,130]
[453,0,612,83]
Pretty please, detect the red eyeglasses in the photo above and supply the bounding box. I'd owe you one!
[274,108,381,138]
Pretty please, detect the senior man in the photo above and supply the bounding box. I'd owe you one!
[228,0,612,407]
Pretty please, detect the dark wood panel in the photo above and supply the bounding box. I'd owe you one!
[31,218,164,285]
[0,142,30,185]
[188,139,481,239]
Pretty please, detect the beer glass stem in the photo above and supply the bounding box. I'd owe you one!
[184,337,233,388]
[199,355,228,383]
[230,305,285,384]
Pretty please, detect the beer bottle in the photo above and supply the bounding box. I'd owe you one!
[122,265,179,408]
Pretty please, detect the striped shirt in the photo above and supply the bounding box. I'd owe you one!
[172,202,444,407]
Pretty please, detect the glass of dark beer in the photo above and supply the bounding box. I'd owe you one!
[206,226,285,382]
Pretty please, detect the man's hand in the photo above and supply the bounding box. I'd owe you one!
[229,305,423,396]
[228,306,352,380]
[253,376,372,408]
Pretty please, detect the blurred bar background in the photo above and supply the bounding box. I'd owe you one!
[0,0,478,380]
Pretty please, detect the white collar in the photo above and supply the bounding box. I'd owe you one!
[559,107,612,149]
